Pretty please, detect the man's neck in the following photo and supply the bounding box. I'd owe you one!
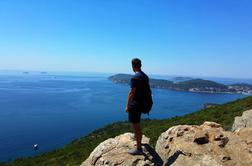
[134,69,141,73]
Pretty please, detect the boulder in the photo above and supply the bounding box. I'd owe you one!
[232,109,252,132]
[81,133,162,166]
[155,121,252,166]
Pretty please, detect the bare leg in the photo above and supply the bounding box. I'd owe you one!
[132,123,142,149]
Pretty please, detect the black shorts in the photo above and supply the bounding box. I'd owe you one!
[128,109,142,123]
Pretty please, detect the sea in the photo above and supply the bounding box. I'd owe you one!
[0,72,251,162]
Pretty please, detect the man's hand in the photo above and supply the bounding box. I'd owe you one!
[125,88,135,113]
[125,106,129,113]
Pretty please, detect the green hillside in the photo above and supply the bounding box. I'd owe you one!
[4,96,252,166]
[175,79,228,90]
[108,74,132,84]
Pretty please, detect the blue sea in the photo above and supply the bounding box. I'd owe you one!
[0,73,249,162]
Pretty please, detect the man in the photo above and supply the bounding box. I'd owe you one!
[125,58,151,155]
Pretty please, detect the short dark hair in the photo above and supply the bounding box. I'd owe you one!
[131,58,142,68]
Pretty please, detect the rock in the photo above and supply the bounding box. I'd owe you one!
[232,109,252,132]
[193,130,209,145]
[156,122,252,166]
[202,121,221,128]
[234,127,252,146]
[81,133,163,166]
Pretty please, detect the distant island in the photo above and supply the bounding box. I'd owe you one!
[172,76,193,82]
[108,74,252,95]
[22,72,29,74]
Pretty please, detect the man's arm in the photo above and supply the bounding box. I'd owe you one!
[125,87,136,112]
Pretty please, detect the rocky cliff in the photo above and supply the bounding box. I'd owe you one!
[81,111,252,166]
[232,109,252,131]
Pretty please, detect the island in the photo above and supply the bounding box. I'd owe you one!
[108,74,252,95]
[172,76,193,82]
[22,72,29,74]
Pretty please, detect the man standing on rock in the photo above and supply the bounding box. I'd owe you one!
[125,58,151,155]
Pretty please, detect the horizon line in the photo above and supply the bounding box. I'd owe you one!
[1,69,252,80]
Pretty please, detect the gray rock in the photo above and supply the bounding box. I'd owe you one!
[81,133,163,166]
[155,122,252,166]
[232,109,252,132]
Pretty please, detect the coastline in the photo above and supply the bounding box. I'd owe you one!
[188,89,252,95]
[112,81,252,95]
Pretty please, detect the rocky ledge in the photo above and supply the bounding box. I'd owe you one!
[81,133,162,166]
[82,117,252,166]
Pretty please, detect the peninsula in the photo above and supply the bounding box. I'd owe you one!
[108,74,252,95]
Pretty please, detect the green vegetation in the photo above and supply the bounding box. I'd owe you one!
[4,96,252,166]
[109,74,174,88]
[108,74,132,84]
[149,79,173,88]
[175,79,228,90]
[173,76,193,82]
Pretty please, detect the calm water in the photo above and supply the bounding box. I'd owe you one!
[0,74,247,161]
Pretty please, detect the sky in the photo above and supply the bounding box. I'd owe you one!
[0,0,252,78]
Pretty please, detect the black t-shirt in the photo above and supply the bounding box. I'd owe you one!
[129,70,150,110]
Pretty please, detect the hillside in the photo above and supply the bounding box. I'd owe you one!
[4,96,252,166]
[175,79,229,91]
[108,74,174,88]
[108,74,132,84]
[172,76,193,82]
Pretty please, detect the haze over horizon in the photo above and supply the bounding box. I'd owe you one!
[0,0,252,78]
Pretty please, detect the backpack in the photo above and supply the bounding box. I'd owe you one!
[141,80,153,114]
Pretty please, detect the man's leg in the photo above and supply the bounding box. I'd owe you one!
[132,122,142,149]
[128,110,143,155]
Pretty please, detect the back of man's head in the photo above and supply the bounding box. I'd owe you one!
[132,58,142,68]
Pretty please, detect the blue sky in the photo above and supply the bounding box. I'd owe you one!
[0,0,251,78]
